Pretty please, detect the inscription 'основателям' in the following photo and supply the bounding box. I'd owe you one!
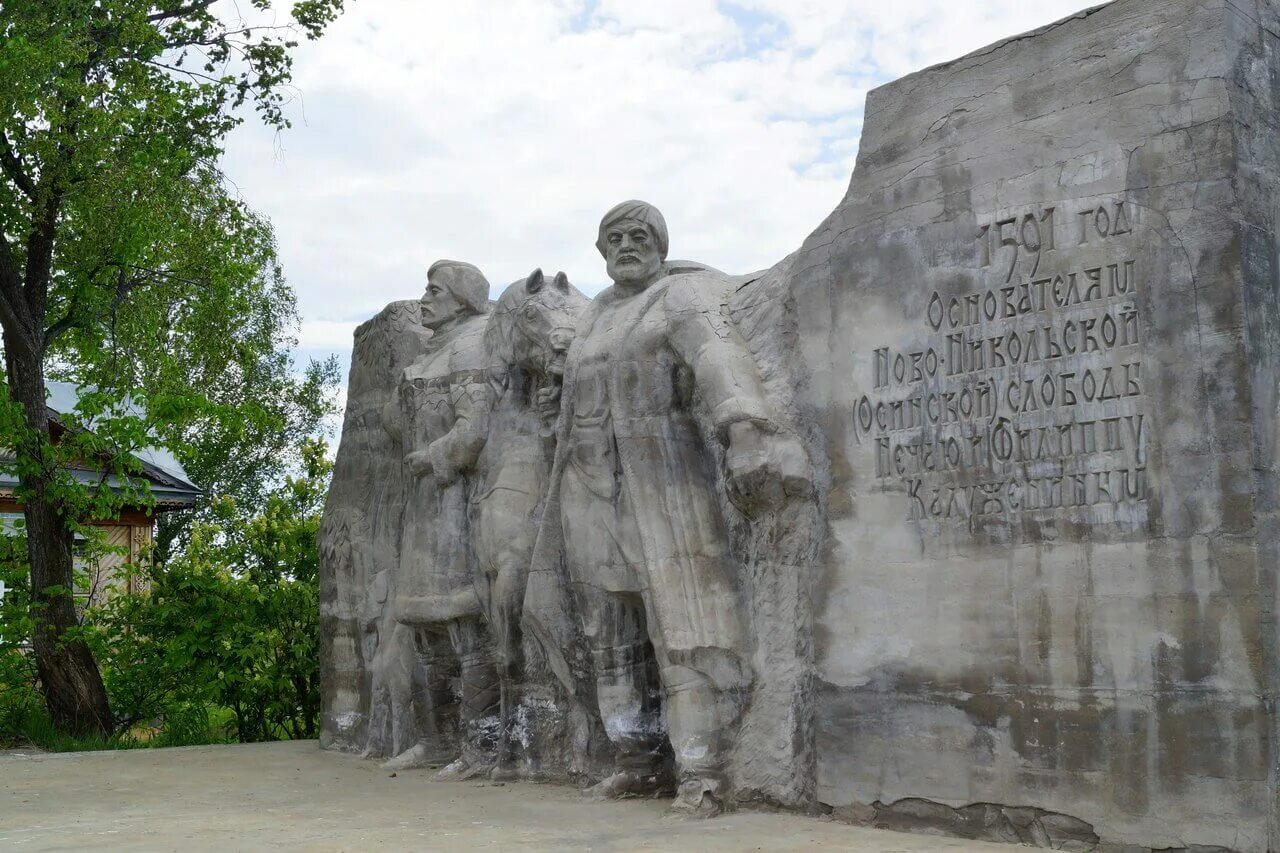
[852,200,1149,526]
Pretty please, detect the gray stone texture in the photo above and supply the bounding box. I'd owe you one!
[320,0,1280,848]
[791,1,1280,850]
[320,299,429,757]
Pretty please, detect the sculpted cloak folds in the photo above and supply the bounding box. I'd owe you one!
[394,313,492,627]
[525,266,779,693]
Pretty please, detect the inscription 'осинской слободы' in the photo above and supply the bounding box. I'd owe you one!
[853,200,1149,527]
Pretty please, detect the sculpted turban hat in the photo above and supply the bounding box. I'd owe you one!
[596,200,670,260]
[427,259,491,315]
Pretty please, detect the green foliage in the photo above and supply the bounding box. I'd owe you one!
[94,437,331,743]
[0,437,330,749]
[229,436,330,585]
[1,0,348,376]
[45,162,342,557]
[1,0,346,547]
[0,526,139,751]
[0,0,344,735]
[0,525,40,745]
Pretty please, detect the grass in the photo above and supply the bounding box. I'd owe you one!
[1,689,235,752]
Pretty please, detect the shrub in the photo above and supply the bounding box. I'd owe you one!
[0,438,329,749]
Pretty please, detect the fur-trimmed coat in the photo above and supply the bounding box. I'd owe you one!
[524,267,779,692]
[393,312,492,626]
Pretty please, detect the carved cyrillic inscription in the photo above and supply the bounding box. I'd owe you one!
[854,200,1148,526]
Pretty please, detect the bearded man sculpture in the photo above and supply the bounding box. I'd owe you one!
[533,201,812,814]
[386,260,498,777]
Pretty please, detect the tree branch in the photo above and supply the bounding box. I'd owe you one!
[41,301,85,350]
[22,180,63,327]
[143,59,227,86]
[43,267,161,349]
[0,131,37,202]
[166,24,297,48]
[21,43,106,339]
[128,266,207,289]
[146,0,218,22]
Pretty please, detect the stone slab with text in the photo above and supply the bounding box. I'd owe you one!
[320,1,1280,848]
[793,1,1280,849]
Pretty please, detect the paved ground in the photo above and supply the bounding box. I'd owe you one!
[0,740,1011,851]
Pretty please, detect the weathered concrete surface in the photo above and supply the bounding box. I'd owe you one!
[789,0,1280,850]
[319,300,429,756]
[316,0,1280,848]
[0,741,1009,851]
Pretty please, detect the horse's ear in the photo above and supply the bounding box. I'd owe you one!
[553,271,570,292]
[526,268,545,294]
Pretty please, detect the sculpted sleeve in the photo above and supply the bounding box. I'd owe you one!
[663,273,780,439]
[424,366,491,483]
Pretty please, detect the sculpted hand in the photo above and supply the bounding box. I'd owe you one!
[724,421,813,516]
[536,382,563,438]
[404,450,434,479]
[536,383,562,419]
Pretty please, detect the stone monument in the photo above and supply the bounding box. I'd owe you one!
[320,298,428,759]
[321,0,1280,848]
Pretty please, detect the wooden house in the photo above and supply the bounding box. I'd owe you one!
[0,381,200,606]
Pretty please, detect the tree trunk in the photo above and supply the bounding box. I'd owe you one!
[4,336,113,736]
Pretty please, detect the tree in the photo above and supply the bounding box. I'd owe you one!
[48,173,340,563]
[0,0,344,735]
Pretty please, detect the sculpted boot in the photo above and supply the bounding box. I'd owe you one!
[581,636,671,801]
[670,772,729,818]
[382,626,462,771]
[436,619,501,781]
[661,663,739,817]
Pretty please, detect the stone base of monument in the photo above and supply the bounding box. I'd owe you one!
[321,1,1280,850]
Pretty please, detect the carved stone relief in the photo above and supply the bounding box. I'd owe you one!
[321,203,818,814]
[321,1,1280,849]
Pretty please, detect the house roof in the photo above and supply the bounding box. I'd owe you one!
[0,381,201,512]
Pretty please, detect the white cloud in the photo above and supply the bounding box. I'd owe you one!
[221,0,1098,377]
[298,320,364,351]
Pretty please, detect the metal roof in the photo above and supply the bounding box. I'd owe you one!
[0,381,201,511]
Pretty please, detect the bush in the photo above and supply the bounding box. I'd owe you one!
[98,536,319,743]
[0,526,226,751]
[0,438,329,749]
[0,528,39,748]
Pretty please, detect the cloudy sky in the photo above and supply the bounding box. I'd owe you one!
[221,0,1099,383]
